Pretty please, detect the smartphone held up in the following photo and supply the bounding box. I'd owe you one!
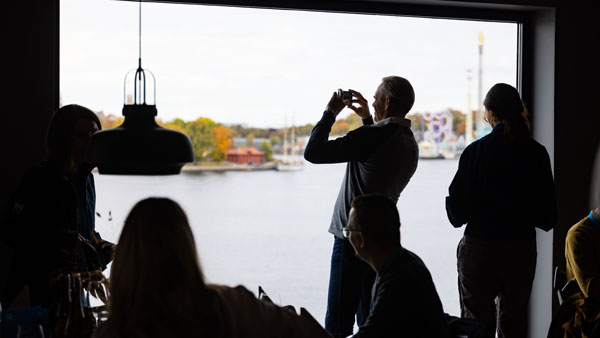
[342,90,352,105]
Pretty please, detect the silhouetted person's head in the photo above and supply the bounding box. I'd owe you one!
[110,197,207,333]
[372,76,415,122]
[346,194,401,269]
[46,104,101,174]
[483,83,530,139]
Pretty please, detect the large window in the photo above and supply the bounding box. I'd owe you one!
[61,0,518,323]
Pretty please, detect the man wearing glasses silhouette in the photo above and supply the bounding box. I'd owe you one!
[304,76,419,338]
[342,194,447,337]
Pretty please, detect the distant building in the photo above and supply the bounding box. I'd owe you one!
[297,135,309,150]
[226,147,264,164]
[233,137,268,149]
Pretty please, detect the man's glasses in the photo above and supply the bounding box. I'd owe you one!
[342,226,361,239]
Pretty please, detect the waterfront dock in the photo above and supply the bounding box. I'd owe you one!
[181,161,277,173]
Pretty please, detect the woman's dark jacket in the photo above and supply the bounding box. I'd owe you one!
[2,160,114,306]
[446,124,557,240]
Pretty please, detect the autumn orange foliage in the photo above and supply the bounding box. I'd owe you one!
[212,126,234,161]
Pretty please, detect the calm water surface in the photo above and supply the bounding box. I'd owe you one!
[94,159,464,324]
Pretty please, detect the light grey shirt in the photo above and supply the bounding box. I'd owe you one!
[304,113,419,238]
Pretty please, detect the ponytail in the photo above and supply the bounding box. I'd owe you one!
[483,83,530,140]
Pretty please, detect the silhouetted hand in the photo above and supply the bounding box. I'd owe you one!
[325,89,346,117]
[347,90,371,119]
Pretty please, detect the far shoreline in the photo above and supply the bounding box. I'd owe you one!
[181,161,277,172]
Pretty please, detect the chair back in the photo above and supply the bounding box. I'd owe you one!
[554,266,582,305]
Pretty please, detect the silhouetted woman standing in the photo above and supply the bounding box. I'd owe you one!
[3,104,114,307]
[446,83,557,338]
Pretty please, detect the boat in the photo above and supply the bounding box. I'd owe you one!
[418,140,445,160]
[276,119,304,171]
[276,162,304,171]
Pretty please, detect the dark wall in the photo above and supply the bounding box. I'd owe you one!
[553,2,600,274]
[0,0,59,302]
[1,0,59,214]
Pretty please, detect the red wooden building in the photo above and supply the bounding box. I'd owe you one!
[226,147,264,164]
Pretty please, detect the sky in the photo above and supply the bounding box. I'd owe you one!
[60,0,518,128]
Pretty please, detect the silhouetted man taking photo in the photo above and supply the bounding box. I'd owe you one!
[304,76,419,338]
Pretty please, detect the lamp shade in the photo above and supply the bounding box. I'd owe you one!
[89,67,193,175]
[89,104,194,175]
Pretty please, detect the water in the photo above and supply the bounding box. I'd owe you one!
[94,159,464,324]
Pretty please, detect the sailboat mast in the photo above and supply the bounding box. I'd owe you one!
[282,116,288,163]
[290,116,296,160]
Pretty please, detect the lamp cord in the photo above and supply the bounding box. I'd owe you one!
[138,0,142,69]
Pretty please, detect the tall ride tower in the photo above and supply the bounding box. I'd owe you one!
[466,69,473,145]
[476,32,485,138]
[475,32,492,139]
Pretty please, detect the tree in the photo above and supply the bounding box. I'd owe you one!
[331,119,350,136]
[450,109,466,137]
[297,123,315,136]
[328,113,362,136]
[228,124,268,139]
[185,117,217,163]
[269,135,282,146]
[406,113,425,142]
[346,114,362,131]
[96,111,123,130]
[169,118,186,130]
[246,133,255,147]
[212,126,233,161]
[259,140,274,161]
[160,119,186,133]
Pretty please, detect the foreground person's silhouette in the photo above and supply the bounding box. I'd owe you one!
[94,197,330,338]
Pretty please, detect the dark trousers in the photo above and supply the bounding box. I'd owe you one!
[457,235,537,338]
[325,237,376,338]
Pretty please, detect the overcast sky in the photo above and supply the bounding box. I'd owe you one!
[60,0,518,128]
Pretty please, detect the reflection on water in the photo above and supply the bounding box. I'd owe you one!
[94,159,463,324]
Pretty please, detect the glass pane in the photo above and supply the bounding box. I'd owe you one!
[61,0,518,324]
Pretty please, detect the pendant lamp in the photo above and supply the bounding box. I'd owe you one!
[89,1,194,175]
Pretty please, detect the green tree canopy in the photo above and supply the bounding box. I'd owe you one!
[259,140,274,161]
[185,117,217,162]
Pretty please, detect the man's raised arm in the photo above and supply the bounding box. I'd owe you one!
[304,89,376,164]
